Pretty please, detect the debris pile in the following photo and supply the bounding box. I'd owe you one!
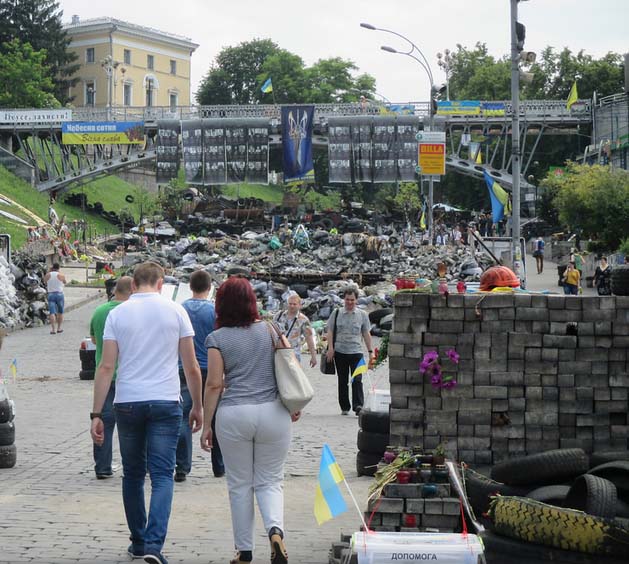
[0,254,48,329]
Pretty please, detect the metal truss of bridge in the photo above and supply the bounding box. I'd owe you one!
[0,99,592,201]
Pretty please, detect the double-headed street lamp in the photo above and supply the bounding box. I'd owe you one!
[436,49,453,101]
[360,22,440,243]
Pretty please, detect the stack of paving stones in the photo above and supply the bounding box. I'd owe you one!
[365,474,461,533]
[388,293,629,464]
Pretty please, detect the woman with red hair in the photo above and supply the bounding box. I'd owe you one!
[201,277,299,564]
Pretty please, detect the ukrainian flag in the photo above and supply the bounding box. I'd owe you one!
[261,77,273,94]
[483,170,512,224]
[314,444,348,525]
[566,80,578,110]
[9,358,17,379]
[419,201,427,230]
[352,356,367,381]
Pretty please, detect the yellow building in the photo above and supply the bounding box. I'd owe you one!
[64,16,199,109]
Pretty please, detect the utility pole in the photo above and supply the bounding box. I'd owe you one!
[510,0,523,278]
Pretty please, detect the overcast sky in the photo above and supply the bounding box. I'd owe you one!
[57,0,628,103]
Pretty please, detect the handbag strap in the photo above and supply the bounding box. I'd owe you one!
[332,308,339,346]
[266,321,290,350]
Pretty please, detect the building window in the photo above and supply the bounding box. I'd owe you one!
[85,81,95,106]
[123,83,132,106]
[147,54,154,70]
[170,60,177,75]
[146,78,155,107]
[169,93,178,111]
[124,49,131,65]
[86,48,95,63]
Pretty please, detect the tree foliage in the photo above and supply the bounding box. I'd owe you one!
[0,38,59,107]
[0,0,79,104]
[544,163,629,250]
[197,38,376,105]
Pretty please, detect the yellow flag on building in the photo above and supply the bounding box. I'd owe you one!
[566,81,578,110]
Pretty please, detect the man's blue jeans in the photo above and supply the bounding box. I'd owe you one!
[93,383,116,476]
[177,375,224,476]
[114,400,182,554]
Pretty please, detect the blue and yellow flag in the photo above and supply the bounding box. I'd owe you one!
[9,359,17,380]
[419,201,427,231]
[352,356,367,381]
[314,444,347,525]
[261,77,273,94]
[484,170,512,224]
[566,81,578,110]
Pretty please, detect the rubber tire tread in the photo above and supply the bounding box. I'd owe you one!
[488,496,629,556]
[590,451,629,468]
[368,308,393,324]
[491,448,589,486]
[0,444,17,468]
[616,499,629,518]
[463,467,530,518]
[0,399,13,424]
[356,450,381,477]
[356,429,389,455]
[564,474,618,519]
[611,265,629,296]
[79,369,95,381]
[527,485,571,506]
[0,421,15,446]
[588,461,629,495]
[358,409,390,434]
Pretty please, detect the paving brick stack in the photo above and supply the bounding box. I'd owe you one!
[365,480,462,533]
[389,293,629,465]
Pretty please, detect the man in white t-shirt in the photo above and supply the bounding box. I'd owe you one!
[90,262,203,564]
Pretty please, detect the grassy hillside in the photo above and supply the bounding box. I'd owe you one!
[218,183,340,209]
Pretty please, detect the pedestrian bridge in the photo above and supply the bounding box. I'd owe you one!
[0,99,593,205]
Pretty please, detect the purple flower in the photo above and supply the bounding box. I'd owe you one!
[446,349,460,364]
[423,351,439,363]
[431,374,442,387]
[442,380,457,389]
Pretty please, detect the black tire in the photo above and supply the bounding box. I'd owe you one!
[0,444,16,468]
[358,409,390,434]
[463,467,530,519]
[591,452,629,469]
[0,399,13,424]
[527,485,571,506]
[617,499,629,518]
[488,495,629,556]
[356,429,389,455]
[368,308,393,324]
[491,448,589,486]
[290,283,309,299]
[0,421,15,446]
[226,265,250,277]
[379,314,393,331]
[79,369,95,381]
[356,450,381,477]
[564,474,617,519]
[611,265,629,296]
[319,217,334,230]
[589,461,629,495]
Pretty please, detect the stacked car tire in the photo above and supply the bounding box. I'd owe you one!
[79,347,96,380]
[356,409,390,477]
[0,396,16,469]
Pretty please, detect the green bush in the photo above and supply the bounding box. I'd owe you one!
[618,238,629,256]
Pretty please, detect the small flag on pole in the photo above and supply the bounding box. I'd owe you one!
[261,77,273,94]
[419,201,427,230]
[9,359,17,381]
[352,356,367,380]
[484,170,512,224]
[566,81,578,110]
[314,444,348,525]
[475,148,482,164]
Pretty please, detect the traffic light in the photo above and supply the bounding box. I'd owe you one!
[515,22,526,51]
[430,84,447,116]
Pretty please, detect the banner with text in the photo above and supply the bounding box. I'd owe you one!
[62,122,144,144]
[281,105,315,183]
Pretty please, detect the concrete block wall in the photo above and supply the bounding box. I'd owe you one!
[389,292,629,464]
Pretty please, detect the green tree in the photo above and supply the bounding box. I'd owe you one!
[0,38,59,107]
[545,163,629,250]
[258,49,309,103]
[394,182,422,224]
[0,0,79,104]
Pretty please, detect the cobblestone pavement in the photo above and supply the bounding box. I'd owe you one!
[0,297,389,563]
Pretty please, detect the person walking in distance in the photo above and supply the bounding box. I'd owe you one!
[44,263,66,334]
[326,287,374,416]
[175,270,224,482]
[89,276,133,480]
[201,277,300,564]
[534,236,545,274]
[90,262,203,564]
[273,292,317,367]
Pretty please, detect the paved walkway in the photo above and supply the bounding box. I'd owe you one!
[0,295,387,563]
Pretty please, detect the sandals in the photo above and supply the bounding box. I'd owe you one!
[57,329,63,333]
[229,552,252,564]
[270,534,288,564]
[50,330,56,334]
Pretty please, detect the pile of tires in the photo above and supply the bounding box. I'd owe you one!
[369,307,393,337]
[356,409,389,477]
[464,448,629,562]
[0,394,16,469]
[611,265,629,296]
[79,339,96,380]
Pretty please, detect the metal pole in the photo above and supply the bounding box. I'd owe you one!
[510,0,522,275]
[428,113,434,244]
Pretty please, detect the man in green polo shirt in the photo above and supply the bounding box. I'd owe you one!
[89,276,133,479]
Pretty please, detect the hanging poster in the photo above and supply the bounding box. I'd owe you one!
[328,122,352,183]
[202,119,226,185]
[351,118,372,183]
[225,125,247,184]
[372,119,397,183]
[281,105,315,183]
[247,120,270,184]
[181,120,203,183]
[156,120,180,183]
[396,117,419,181]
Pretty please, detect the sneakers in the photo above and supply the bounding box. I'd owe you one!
[127,544,144,559]
[341,410,349,416]
[269,529,288,564]
[174,471,187,482]
[354,406,363,416]
[96,473,113,480]
[143,552,168,564]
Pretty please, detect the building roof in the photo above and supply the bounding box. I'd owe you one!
[64,17,199,52]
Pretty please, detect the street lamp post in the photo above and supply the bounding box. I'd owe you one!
[510,0,523,278]
[436,49,453,101]
[101,55,120,120]
[361,22,438,243]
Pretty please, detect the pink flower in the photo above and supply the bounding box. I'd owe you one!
[446,349,460,364]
